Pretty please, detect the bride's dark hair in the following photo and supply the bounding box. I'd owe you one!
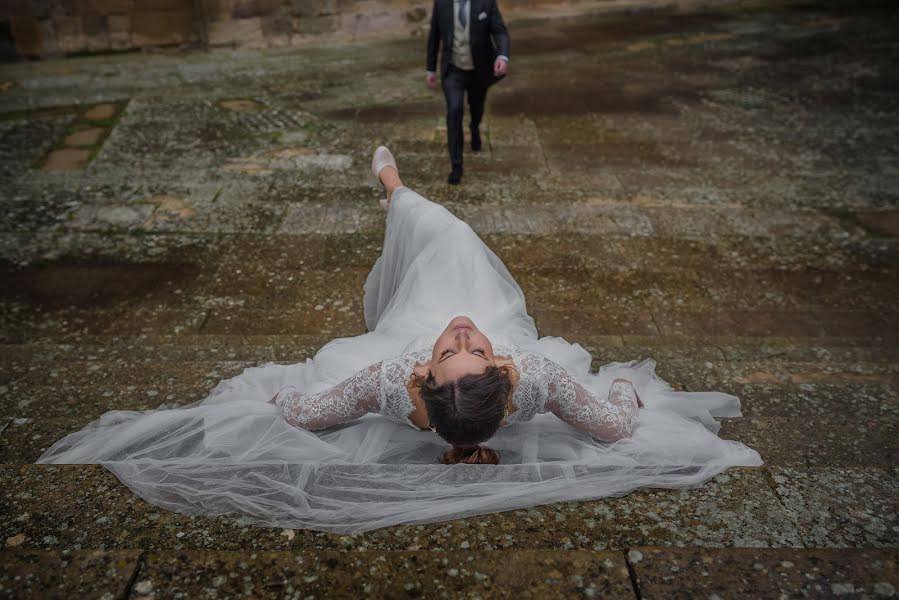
[412,365,515,465]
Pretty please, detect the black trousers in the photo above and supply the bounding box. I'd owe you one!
[442,64,487,169]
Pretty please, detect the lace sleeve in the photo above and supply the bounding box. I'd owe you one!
[538,356,639,442]
[274,362,383,431]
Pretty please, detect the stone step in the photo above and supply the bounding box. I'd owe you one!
[4,264,896,319]
[627,547,899,599]
[0,335,329,363]
[3,230,895,274]
[1,465,896,553]
[3,546,896,599]
[0,465,803,551]
[2,334,898,365]
[1,198,871,240]
[10,262,889,314]
[719,416,898,468]
[2,303,894,343]
[2,354,895,392]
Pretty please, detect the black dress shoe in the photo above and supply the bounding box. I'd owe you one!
[471,128,482,152]
[448,166,462,185]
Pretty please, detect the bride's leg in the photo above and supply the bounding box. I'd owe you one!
[379,166,403,202]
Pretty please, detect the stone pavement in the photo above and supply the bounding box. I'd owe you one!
[1,1,898,597]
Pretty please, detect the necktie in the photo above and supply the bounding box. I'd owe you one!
[458,0,468,28]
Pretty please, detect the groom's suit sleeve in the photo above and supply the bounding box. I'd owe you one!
[489,0,510,59]
[426,0,440,73]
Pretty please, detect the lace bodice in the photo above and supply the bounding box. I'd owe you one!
[275,344,639,441]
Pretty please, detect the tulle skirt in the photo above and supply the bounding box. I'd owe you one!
[38,186,762,533]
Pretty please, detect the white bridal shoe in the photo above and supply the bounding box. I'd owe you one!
[371,145,397,210]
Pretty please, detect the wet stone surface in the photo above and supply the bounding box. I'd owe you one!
[131,549,634,599]
[771,467,899,548]
[0,548,634,599]
[1,0,898,595]
[0,466,800,551]
[628,547,899,599]
[720,415,898,468]
[0,549,142,600]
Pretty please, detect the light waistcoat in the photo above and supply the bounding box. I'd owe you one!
[451,0,475,71]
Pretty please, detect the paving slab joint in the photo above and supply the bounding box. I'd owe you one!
[761,465,801,539]
[196,310,213,333]
[119,549,147,600]
[648,312,662,337]
[623,548,644,600]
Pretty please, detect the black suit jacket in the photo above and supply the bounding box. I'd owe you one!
[426,0,510,88]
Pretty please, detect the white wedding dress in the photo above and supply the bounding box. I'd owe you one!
[38,187,762,533]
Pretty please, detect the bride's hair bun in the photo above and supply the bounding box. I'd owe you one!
[442,445,499,465]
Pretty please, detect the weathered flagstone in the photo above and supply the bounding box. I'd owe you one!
[720,416,898,468]
[0,549,634,599]
[201,306,366,337]
[0,306,211,338]
[721,383,899,420]
[0,465,800,551]
[771,467,899,548]
[4,359,246,390]
[0,334,327,365]
[0,549,142,600]
[2,383,225,424]
[627,547,899,599]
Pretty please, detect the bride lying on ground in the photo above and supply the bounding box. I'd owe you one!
[270,147,644,465]
[38,146,762,533]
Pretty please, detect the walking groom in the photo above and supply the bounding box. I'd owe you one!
[426,0,510,184]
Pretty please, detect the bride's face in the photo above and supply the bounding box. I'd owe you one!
[429,316,496,385]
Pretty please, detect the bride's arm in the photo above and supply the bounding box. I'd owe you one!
[272,362,383,431]
[538,358,640,442]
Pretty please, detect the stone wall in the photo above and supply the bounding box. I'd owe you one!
[4,0,202,57]
[1,0,602,59]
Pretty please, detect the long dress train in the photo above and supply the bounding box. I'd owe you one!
[38,186,762,533]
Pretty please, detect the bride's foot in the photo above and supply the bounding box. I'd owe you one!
[371,146,401,208]
[371,145,397,181]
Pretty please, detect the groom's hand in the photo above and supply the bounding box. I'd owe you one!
[425,72,438,88]
[493,57,508,77]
